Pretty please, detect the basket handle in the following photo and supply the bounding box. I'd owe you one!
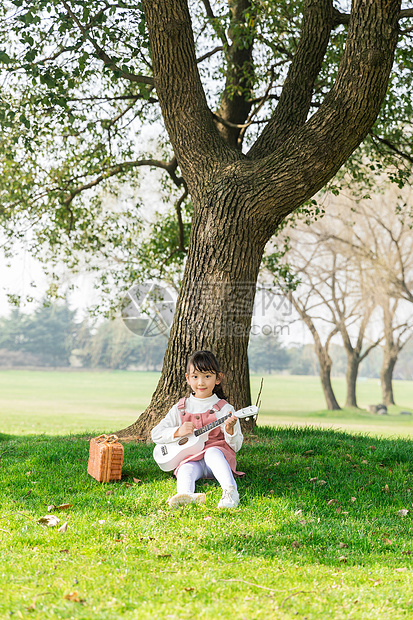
[94,433,119,444]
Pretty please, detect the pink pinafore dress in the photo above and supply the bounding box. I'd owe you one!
[174,397,243,476]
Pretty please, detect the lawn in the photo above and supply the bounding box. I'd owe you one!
[1,370,412,437]
[1,426,413,619]
[1,370,413,618]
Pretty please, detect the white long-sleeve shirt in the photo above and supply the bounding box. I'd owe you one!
[151,393,243,453]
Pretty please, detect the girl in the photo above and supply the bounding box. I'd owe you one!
[151,350,243,508]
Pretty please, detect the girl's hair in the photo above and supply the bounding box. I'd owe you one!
[186,350,226,399]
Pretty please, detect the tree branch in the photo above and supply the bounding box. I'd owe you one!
[246,0,401,225]
[369,132,413,164]
[197,46,224,64]
[248,0,335,158]
[61,0,154,86]
[214,0,256,149]
[332,7,413,26]
[63,158,183,206]
[142,0,239,194]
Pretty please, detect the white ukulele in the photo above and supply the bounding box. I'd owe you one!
[153,405,259,472]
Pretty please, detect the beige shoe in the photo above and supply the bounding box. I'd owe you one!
[168,492,206,508]
[217,485,239,509]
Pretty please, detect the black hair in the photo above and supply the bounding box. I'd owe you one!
[186,350,226,399]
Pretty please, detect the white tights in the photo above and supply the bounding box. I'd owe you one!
[176,447,237,494]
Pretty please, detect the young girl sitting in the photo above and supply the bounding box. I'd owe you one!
[151,350,243,509]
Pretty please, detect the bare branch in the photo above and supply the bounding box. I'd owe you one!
[63,158,183,206]
[197,46,224,64]
[369,132,413,165]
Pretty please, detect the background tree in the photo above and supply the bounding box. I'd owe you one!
[323,187,413,405]
[265,229,379,410]
[0,0,411,436]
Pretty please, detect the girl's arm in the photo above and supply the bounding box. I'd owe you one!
[151,405,182,444]
[223,406,243,452]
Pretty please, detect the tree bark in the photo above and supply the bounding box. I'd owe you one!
[319,352,341,411]
[380,352,397,406]
[345,354,360,408]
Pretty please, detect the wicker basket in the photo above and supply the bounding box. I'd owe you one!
[87,434,124,482]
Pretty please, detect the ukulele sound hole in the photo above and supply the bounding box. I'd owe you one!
[178,437,189,445]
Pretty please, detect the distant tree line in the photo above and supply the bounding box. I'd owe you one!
[1,301,413,385]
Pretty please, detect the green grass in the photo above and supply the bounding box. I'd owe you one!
[0,370,412,437]
[1,427,413,619]
[1,370,413,617]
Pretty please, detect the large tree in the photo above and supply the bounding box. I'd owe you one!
[0,0,411,436]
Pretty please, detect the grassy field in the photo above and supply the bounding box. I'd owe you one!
[1,426,413,619]
[1,370,413,618]
[0,370,412,437]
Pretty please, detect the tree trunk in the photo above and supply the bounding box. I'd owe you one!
[345,354,360,408]
[318,351,341,411]
[118,189,273,438]
[380,352,397,406]
[122,0,400,439]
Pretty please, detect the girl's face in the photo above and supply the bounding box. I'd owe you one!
[185,365,222,399]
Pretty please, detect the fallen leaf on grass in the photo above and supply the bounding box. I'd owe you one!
[124,483,133,488]
[60,549,70,553]
[204,516,212,521]
[133,478,142,484]
[362,460,368,464]
[385,485,389,493]
[383,538,392,545]
[58,504,72,511]
[369,446,376,451]
[183,587,195,592]
[106,491,113,496]
[317,480,327,486]
[291,541,300,549]
[63,591,85,603]
[38,515,60,527]
[309,477,318,482]
[294,509,302,516]
[336,507,341,514]
[339,542,349,549]
[398,509,409,517]
[327,499,338,505]
[395,567,408,572]
[339,556,347,563]
[58,522,68,533]
[351,497,357,502]
[47,503,73,512]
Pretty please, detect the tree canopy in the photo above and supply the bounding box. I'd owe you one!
[0,0,412,304]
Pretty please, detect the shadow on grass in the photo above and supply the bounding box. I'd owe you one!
[1,426,413,568]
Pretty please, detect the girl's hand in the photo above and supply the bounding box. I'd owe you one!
[225,415,238,436]
[174,421,196,438]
